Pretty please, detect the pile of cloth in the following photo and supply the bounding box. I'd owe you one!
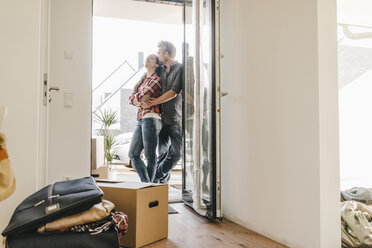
[37,199,128,238]
[2,177,128,248]
[341,187,372,247]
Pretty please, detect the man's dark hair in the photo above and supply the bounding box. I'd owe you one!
[158,40,176,58]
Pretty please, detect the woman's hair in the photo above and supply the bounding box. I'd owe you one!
[155,56,162,75]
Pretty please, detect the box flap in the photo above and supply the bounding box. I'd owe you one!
[97,181,166,190]
[95,179,123,183]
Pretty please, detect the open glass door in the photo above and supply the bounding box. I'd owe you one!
[183,0,221,218]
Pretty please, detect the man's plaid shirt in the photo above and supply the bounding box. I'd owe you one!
[129,73,162,120]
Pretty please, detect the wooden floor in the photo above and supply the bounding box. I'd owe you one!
[143,203,288,248]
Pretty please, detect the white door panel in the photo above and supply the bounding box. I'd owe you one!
[47,0,92,183]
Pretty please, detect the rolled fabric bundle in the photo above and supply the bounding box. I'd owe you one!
[0,132,16,202]
[59,211,128,238]
[341,201,372,247]
[341,187,372,205]
[38,199,115,233]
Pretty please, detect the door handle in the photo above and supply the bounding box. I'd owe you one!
[49,86,60,92]
[48,86,60,103]
[221,92,229,97]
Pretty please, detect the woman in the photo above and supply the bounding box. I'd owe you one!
[128,54,162,182]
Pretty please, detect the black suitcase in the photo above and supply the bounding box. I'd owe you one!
[2,177,103,237]
[6,228,120,248]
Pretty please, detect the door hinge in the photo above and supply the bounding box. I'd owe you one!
[43,73,48,106]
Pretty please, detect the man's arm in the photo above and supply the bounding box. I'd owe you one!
[141,90,176,109]
[152,90,176,104]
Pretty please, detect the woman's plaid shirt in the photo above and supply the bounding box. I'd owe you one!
[129,73,162,120]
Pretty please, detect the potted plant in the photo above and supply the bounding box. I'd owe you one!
[93,108,119,167]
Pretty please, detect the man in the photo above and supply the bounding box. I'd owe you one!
[142,41,183,184]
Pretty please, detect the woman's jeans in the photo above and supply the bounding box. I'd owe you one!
[128,118,162,182]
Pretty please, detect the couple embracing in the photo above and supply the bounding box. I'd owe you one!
[128,41,183,184]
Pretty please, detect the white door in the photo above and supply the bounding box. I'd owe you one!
[45,0,92,184]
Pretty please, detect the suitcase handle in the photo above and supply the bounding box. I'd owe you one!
[148,200,159,208]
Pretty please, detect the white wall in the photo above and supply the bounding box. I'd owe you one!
[220,1,340,247]
[339,69,372,189]
[338,0,372,24]
[337,0,372,190]
[0,0,93,242]
[0,0,42,245]
[94,0,184,24]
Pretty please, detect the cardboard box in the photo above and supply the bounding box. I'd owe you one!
[91,136,104,170]
[91,165,109,179]
[97,181,168,248]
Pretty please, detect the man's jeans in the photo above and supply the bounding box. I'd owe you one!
[128,118,162,182]
[154,123,183,183]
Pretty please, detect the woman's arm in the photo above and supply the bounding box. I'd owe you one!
[129,74,146,106]
[136,77,161,104]
[129,93,140,106]
[130,94,142,106]
[132,79,142,94]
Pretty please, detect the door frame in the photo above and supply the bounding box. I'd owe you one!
[39,0,221,217]
[39,0,93,186]
[38,0,50,189]
[181,0,222,219]
[213,0,222,219]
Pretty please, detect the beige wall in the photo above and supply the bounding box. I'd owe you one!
[220,0,340,247]
[0,0,42,245]
[0,0,340,247]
